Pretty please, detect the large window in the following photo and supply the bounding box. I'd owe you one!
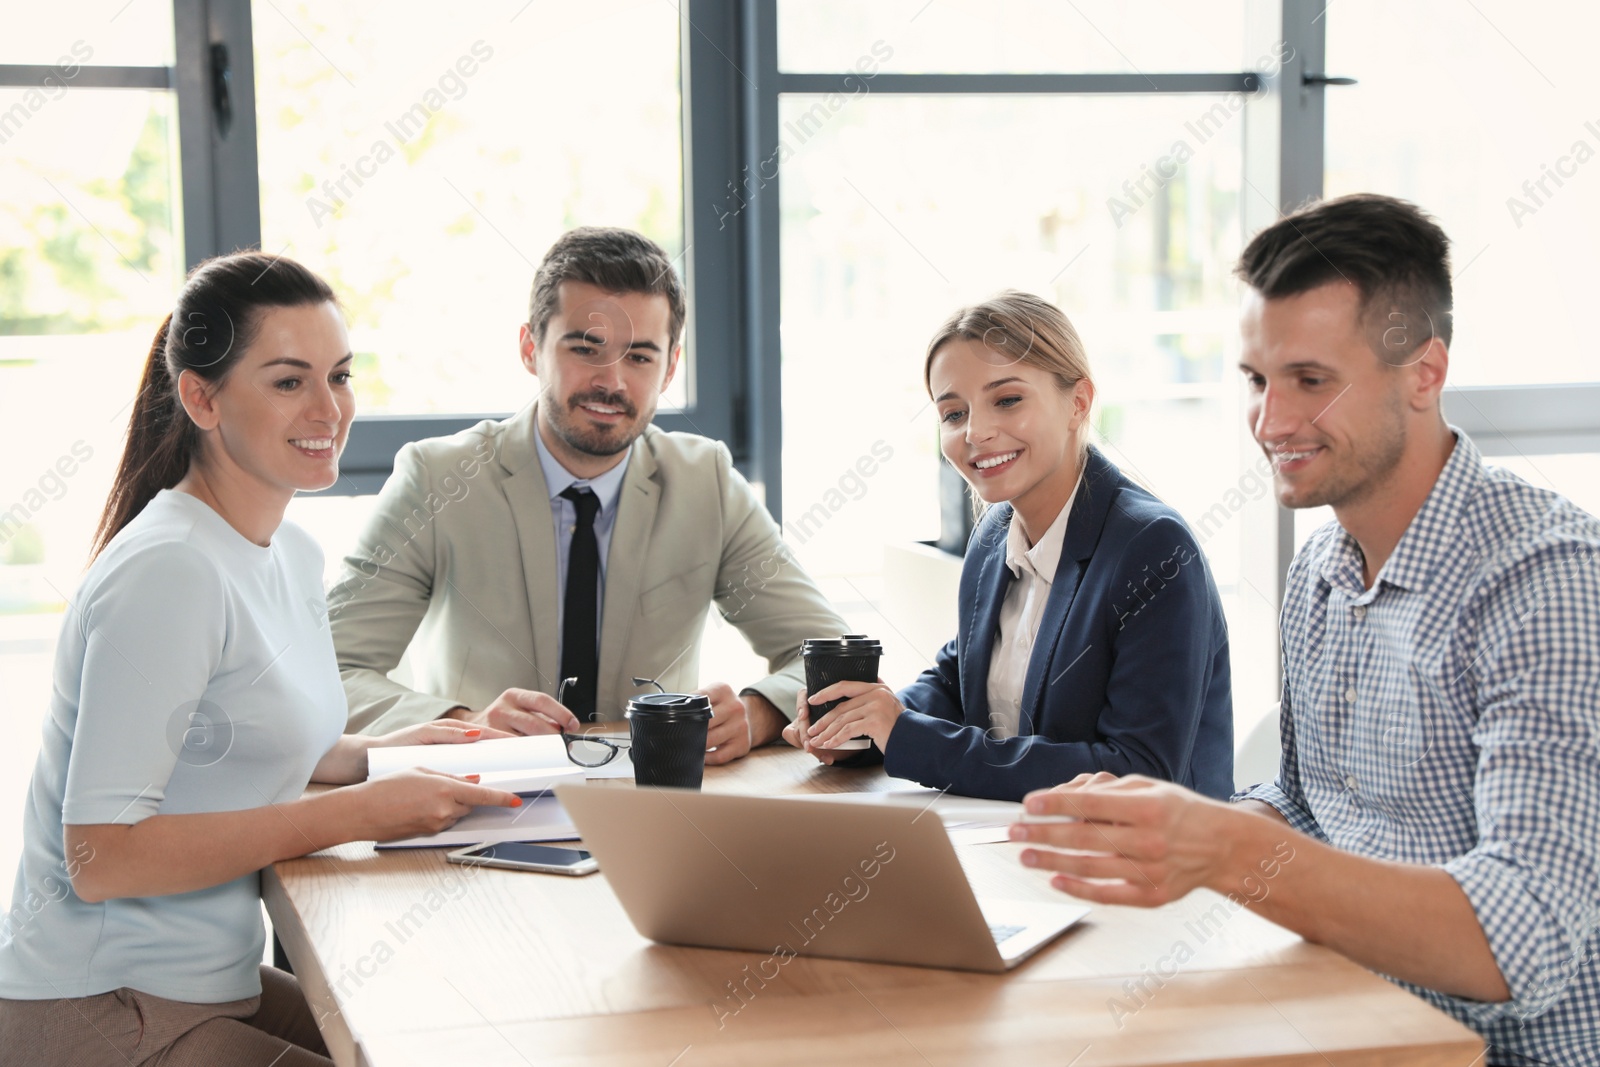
[0,0,191,912]
[253,0,686,419]
[1325,0,1600,387]
[1289,0,1600,551]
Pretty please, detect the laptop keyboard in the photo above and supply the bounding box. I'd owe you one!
[987,922,1025,944]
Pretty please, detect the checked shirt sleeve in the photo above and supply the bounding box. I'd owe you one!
[1440,540,1600,1025]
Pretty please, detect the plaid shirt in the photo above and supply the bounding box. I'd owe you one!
[1239,430,1600,1066]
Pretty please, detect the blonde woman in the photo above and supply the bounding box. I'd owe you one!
[786,291,1233,801]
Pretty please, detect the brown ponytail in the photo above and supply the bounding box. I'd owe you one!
[91,251,337,559]
[92,314,195,558]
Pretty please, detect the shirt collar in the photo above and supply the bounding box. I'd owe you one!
[1004,475,1080,583]
[533,422,632,518]
[1315,428,1479,596]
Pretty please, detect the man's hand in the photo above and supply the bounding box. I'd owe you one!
[1012,774,1513,1004]
[694,684,790,765]
[699,682,751,765]
[1008,774,1265,906]
[742,690,789,748]
[446,689,581,736]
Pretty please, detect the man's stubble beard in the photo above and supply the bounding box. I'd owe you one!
[1277,387,1408,512]
[542,384,648,458]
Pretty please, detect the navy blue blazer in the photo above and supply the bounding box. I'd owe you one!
[884,447,1234,802]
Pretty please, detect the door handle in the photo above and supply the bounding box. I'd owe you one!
[210,41,233,138]
[1302,72,1358,86]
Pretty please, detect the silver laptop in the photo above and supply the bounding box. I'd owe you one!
[554,782,1089,973]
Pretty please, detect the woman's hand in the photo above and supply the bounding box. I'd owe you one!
[329,768,523,844]
[370,719,515,749]
[315,720,514,785]
[782,694,848,765]
[804,679,904,752]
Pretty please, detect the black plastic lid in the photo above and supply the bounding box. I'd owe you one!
[625,692,712,720]
[802,634,883,656]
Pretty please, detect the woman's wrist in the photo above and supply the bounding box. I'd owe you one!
[291,787,363,854]
[311,734,374,786]
[349,733,375,781]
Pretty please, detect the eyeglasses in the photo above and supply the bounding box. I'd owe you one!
[561,731,631,768]
[555,675,654,769]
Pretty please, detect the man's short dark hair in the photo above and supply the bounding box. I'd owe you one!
[1235,193,1453,364]
[528,226,687,350]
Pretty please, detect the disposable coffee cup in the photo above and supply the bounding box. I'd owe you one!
[801,634,883,751]
[625,692,712,789]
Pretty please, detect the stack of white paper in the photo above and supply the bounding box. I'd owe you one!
[366,734,634,784]
[366,734,633,849]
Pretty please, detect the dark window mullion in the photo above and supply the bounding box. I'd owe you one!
[0,65,173,89]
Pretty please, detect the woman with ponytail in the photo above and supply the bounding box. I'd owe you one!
[0,252,521,1066]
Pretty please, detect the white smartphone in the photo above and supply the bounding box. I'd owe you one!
[446,842,599,876]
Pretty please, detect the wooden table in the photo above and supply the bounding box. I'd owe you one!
[265,748,1483,1066]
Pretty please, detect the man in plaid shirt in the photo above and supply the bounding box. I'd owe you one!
[1008,193,1600,1065]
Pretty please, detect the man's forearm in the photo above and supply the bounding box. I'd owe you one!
[1224,813,1510,1002]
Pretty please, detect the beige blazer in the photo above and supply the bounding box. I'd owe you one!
[330,403,847,734]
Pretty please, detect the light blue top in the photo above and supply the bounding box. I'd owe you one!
[533,423,631,662]
[0,490,346,1003]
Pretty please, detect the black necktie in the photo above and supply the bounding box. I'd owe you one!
[559,486,601,721]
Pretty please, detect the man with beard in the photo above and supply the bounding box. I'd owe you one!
[330,227,846,764]
[1009,195,1600,1065]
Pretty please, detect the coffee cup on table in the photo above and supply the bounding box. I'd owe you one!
[625,692,712,789]
[801,634,883,751]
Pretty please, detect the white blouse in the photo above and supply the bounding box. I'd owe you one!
[984,478,1079,738]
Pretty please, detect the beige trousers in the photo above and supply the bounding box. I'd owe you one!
[0,965,332,1066]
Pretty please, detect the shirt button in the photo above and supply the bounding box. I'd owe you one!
[1352,605,1366,620]
[1345,775,1358,792]
[1344,687,1357,703]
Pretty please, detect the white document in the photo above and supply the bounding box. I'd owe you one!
[375,792,581,850]
[366,734,634,782]
[367,735,630,848]
[474,766,586,793]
